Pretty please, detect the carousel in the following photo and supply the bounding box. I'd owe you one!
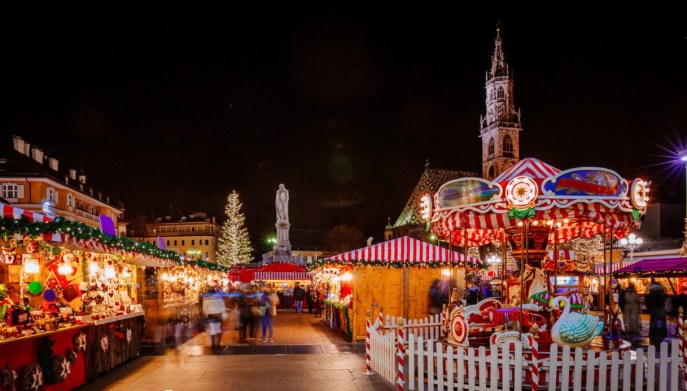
[426,158,650,352]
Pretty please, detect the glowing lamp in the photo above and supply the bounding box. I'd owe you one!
[58,262,72,276]
[161,272,169,281]
[89,261,99,276]
[419,194,432,221]
[23,257,39,274]
[105,265,116,279]
[122,268,132,279]
[441,268,451,277]
[341,272,353,281]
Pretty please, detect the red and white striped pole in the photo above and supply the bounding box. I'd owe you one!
[397,318,405,391]
[528,335,539,391]
[364,310,374,375]
[378,311,386,335]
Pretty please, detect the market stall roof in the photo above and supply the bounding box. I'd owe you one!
[614,257,687,278]
[253,262,310,280]
[323,236,479,265]
[2,202,53,222]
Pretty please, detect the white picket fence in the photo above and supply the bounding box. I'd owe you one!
[367,312,686,391]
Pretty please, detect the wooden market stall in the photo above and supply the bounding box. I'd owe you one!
[614,257,687,296]
[228,262,311,309]
[310,236,480,341]
[0,202,180,390]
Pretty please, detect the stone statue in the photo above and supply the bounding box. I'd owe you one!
[276,184,289,222]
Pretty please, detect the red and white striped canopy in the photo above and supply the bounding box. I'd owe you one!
[494,157,560,183]
[1,202,53,223]
[253,262,311,281]
[324,236,479,265]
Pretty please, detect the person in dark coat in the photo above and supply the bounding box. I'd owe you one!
[645,279,668,342]
[293,282,306,314]
[429,279,442,315]
[305,285,314,314]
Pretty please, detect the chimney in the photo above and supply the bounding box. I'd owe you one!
[69,169,77,180]
[48,157,59,171]
[23,143,30,156]
[97,191,102,200]
[367,237,373,247]
[78,174,87,184]
[12,136,25,154]
[88,187,93,196]
[31,147,44,164]
[65,176,69,184]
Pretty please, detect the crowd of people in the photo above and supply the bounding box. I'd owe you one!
[196,281,326,348]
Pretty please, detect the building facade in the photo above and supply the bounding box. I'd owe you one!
[0,135,124,230]
[142,214,220,264]
[479,25,522,180]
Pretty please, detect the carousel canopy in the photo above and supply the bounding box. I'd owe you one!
[614,257,687,278]
[430,157,649,247]
[323,236,479,265]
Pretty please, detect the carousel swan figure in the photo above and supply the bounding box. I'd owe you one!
[550,296,603,348]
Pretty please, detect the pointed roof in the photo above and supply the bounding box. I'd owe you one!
[493,157,560,183]
[325,236,479,264]
[394,167,477,228]
[490,23,509,78]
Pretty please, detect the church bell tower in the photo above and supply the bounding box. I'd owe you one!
[479,24,522,180]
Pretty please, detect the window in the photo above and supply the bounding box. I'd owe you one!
[488,138,495,156]
[497,87,504,99]
[205,240,209,245]
[88,206,95,215]
[191,240,195,246]
[2,183,22,199]
[181,240,185,246]
[47,187,58,203]
[67,193,75,208]
[167,240,170,246]
[503,135,513,156]
[174,240,177,246]
[488,166,495,179]
[78,202,85,210]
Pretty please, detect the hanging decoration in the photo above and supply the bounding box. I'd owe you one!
[19,364,43,391]
[2,365,17,391]
[506,176,537,219]
[73,331,88,352]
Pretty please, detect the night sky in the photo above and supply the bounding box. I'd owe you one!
[3,9,687,247]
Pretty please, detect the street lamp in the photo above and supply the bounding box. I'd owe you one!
[681,149,687,220]
[619,233,643,265]
[487,254,501,277]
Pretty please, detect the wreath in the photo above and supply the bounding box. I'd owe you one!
[73,331,87,352]
[2,365,17,391]
[66,348,78,364]
[19,364,42,391]
[46,356,70,383]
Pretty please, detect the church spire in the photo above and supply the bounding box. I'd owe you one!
[490,23,509,78]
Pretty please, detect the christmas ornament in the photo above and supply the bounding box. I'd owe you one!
[19,364,42,391]
[73,331,87,352]
[2,365,17,391]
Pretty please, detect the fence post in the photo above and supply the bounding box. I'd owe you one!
[528,335,539,391]
[364,309,374,375]
[397,317,405,391]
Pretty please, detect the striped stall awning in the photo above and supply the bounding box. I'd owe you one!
[595,262,627,275]
[1,202,53,223]
[324,236,479,265]
[253,271,311,280]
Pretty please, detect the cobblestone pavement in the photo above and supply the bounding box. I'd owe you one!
[77,310,395,391]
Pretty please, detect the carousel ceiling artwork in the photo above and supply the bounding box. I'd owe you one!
[428,157,650,247]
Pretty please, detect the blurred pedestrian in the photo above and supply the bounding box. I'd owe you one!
[306,285,314,314]
[201,286,226,349]
[283,285,294,310]
[623,283,641,333]
[293,282,306,314]
[429,279,442,315]
[646,278,667,342]
[261,286,280,343]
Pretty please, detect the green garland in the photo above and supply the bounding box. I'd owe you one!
[308,258,488,270]
[324,300,353,340]
[0,216,229,272]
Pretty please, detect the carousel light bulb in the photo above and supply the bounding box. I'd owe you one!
[517,221,523,227]
[563,218,569,224]
[556,222,562,228]
[546,220,553,226]
[532,220,539,226]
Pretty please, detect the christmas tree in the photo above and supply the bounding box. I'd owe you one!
[217,190,253,265]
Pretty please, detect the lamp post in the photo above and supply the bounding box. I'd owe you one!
[619,233,643,266]
[487,254,501,278]
[681,150,687,220]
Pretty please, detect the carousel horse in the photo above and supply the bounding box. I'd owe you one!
[513,264,587,313]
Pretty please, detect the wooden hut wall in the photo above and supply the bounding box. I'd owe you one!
[350,266,444,340]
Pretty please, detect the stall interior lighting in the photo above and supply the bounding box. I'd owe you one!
[105,265,116,279]
[89,261,99,276]
[341,272,353,281]
[58,261,72,276]
[23,258,39,274]
[441,268,451,276]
